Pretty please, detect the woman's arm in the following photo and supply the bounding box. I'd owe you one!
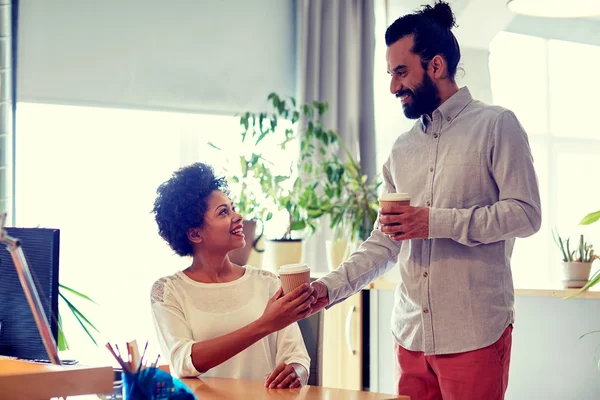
[189,316,270,373]
[191,285,313,373]
[264,321,311,388]
[151,280,314,377]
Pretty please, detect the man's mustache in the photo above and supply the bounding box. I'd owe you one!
[395,89,413,98]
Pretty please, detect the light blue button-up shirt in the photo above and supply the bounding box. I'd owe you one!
[319,87,541,355]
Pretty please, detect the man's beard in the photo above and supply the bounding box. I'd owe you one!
[396,73,441,119]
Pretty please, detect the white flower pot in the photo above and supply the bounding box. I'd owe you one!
[262,239,303,274]
[560,262,592,289]
[325,239,361,271]
[325,239,348,271]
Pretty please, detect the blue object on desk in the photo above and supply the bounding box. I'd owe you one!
[122,367,196,400]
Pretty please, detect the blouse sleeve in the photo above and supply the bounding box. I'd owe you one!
[275,322,311,385]
[267,277,311,385]
[150,277,200,378]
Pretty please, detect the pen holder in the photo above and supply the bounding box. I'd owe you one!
[122,367,196,400]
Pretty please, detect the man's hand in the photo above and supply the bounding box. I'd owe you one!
[265,362,307,388]
[309,281,329,315]
[378,205,429,241]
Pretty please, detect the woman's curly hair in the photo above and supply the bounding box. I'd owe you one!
[153,162,229,256]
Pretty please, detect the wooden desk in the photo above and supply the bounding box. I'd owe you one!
[181,377,409,399]
[0,359,113,399]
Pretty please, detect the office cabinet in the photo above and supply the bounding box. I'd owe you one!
[322,291,363,390]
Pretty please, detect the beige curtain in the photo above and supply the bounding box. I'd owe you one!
[295,0,376,272]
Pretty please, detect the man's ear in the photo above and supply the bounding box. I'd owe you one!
[429,55,447,79]
[187,228,203,244]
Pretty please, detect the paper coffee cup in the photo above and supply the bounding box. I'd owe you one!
[278,263,311,295]
[378,192,411,209]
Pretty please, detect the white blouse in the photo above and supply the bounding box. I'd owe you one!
[150,266,310,382]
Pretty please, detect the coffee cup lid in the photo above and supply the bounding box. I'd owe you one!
[378,193,410,202]
[278,263,310,275]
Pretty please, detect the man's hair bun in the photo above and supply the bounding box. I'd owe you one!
[421,1,456,30]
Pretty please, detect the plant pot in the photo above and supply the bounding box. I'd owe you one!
[246,234,264,269]
[325,239,362,271]
[560,261,592,288]
[325,239,347,271]
[262,239,303,274]
[228,220,264,266]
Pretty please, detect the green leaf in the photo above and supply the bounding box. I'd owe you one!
[57,313,69,351]
[207,142,222,151]
[579,330,600,340]
[60,293,100,334]
[564,271,600,299]
[307,208,324,218]
[240,157,248,176]
[255,129,270,146]
[59,284,98,305]
[580,210,600,226]
[291,220,307,231]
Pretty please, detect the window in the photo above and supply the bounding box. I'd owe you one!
[489,32,600,288]
[15,103,245,362]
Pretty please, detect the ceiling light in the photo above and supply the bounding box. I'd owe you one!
[507,0,600,18]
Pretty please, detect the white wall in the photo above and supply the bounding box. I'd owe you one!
[371,290,600,398]
[457,47,493,104]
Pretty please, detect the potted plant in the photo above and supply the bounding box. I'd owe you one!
[212,94,329,272]
[247,94,382,272]
[317,131,381,270]
[565,210,600,296]
[281,98,381,270]
[261,94,383,272]
[553,229,599,289]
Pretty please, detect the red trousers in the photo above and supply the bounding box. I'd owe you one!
[394,325,513,400]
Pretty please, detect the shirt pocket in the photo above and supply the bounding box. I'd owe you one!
[439,152,482,207]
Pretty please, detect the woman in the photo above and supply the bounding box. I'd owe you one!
[151,162,314,388]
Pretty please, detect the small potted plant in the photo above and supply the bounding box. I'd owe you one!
[553,229,599,289]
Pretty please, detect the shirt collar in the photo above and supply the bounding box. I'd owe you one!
[420,86,473,130]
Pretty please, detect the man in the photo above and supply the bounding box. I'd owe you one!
[310,2,541,399]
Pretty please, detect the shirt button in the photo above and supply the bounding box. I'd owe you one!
[426,201,431,206]
[429,167,434,172]
[423,271,428,277]
[423,308,429,314]
[433,133,439,139]
[446,116,451,121]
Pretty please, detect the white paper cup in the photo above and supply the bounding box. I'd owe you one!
[278,263,311,295]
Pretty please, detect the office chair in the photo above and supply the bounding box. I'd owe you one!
[297,309,324,386]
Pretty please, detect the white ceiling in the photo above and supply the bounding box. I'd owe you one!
[386,0,600,50]
[386,0,512,50]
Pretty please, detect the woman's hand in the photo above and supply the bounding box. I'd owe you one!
[259,284,315,333]
[265,362,307,388]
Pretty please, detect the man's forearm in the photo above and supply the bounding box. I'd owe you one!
[319,230,401,307]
